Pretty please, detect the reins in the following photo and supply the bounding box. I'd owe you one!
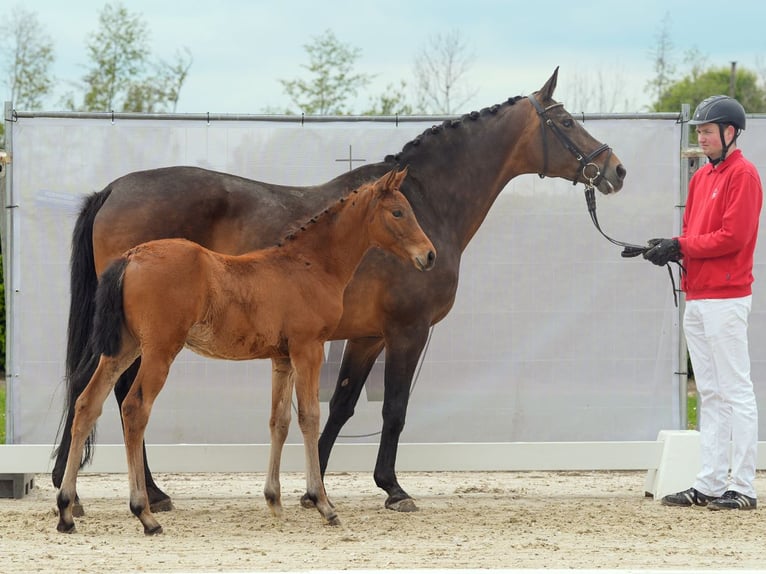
[527,94,682,306]
[582,172,682,307]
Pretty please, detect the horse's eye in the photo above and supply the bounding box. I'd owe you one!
[392,209,403,218]
[562,118,574,128]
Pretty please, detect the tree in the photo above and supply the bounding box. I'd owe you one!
[413,29,476,114]
[652,65,766,113]
[362,81,413,115]
[122,49,193,113]
[0,5,55,109]
[69,2,192,112]
[279,29,372,115]
[560,66,636,112]
[80,2,150,111]
[645,12,676,105]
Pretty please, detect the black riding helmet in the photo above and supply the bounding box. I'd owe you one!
[689,95,747,164]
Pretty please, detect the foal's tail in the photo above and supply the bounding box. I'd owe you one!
[52,188,113,482]
[91,257,129,358]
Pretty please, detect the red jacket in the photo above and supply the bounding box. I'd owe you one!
[677,149,763,300]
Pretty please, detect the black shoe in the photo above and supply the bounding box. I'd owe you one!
[661,487,715,507]
[708,490,757,510]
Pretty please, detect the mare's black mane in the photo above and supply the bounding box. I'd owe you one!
[384,95,523,163]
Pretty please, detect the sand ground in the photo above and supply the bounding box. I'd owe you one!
[1,470,765,573]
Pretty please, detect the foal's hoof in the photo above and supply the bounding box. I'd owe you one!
[300,493,316,509]
[301,492,335,510]
[385,496,419,512]
[150,498,175,513]
[326,514,342,527]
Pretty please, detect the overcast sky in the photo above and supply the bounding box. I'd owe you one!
[5,0,766,114]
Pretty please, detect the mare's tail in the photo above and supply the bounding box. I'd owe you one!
[91,257,129,358]
[52,188,113,485]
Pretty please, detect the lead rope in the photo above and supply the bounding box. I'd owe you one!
[582,167,683,307]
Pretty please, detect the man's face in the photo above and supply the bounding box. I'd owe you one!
[696,122,734,157]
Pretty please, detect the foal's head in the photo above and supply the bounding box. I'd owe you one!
[367,168,436,271]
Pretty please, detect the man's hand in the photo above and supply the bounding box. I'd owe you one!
[643,238,681,266]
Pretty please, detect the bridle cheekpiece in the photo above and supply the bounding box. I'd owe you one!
[527,94,611,188]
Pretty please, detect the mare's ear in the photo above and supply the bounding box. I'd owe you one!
[538,67,559,101]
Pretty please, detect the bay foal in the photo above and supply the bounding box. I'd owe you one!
[56,168,435,534]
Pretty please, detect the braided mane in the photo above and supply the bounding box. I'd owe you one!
[276,181,367,246]
[384,95,523,163]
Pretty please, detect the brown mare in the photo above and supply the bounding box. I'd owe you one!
[56,168,435,534]
[54,69,626,515]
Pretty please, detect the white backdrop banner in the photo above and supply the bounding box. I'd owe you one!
[4,113,763,446]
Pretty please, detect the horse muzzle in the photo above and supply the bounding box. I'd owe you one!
[414,249,436,271]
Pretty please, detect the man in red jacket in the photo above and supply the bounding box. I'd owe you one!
[645,95,762,510]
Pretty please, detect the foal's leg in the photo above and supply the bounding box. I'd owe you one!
[121,352,174,535]
[57,353,136,533]
[291,343,339,525]
[114,359,174,513]
[302,336,383,509]
[264,357,294,518]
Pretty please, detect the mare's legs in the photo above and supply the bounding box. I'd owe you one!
[121,351,175,535]
[317,337,386,473]
[264,357,294,518]
[315,330,428,512]
[291,343,339,525]
[373,327,430,511]
[113,360,173,513]
[57,352,137,533]
[304,337,383,510]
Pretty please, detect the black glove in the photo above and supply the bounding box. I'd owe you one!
[643,238,681,266]
[621,245,648,258]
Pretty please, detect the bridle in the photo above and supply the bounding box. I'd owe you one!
[527,94,611,187]
[527,94,683,306]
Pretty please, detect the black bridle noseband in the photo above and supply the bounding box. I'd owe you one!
[527,94,682,306]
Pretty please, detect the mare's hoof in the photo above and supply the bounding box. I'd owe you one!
[386,496,419,512]
[72,502,85,518]
[144,524,164,536]
[150,498,175,513]
[326,514,342,527]
[56,520,76,534]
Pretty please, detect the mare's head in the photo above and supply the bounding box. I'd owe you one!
[366,168,436,271]
[525,67,626,195]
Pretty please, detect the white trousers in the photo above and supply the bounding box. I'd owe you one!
[684,296,758,499]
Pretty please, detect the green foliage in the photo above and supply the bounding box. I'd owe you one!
[687,391,697,430]
[651,65,766,113]
[0,253,4,376]
[362,81,413,115]
[0,252,4,443]
[64,2,191,113]
[0,378,5,444]
[81,2,150,111]
[279,29,372,115]
[0,5,55,109]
